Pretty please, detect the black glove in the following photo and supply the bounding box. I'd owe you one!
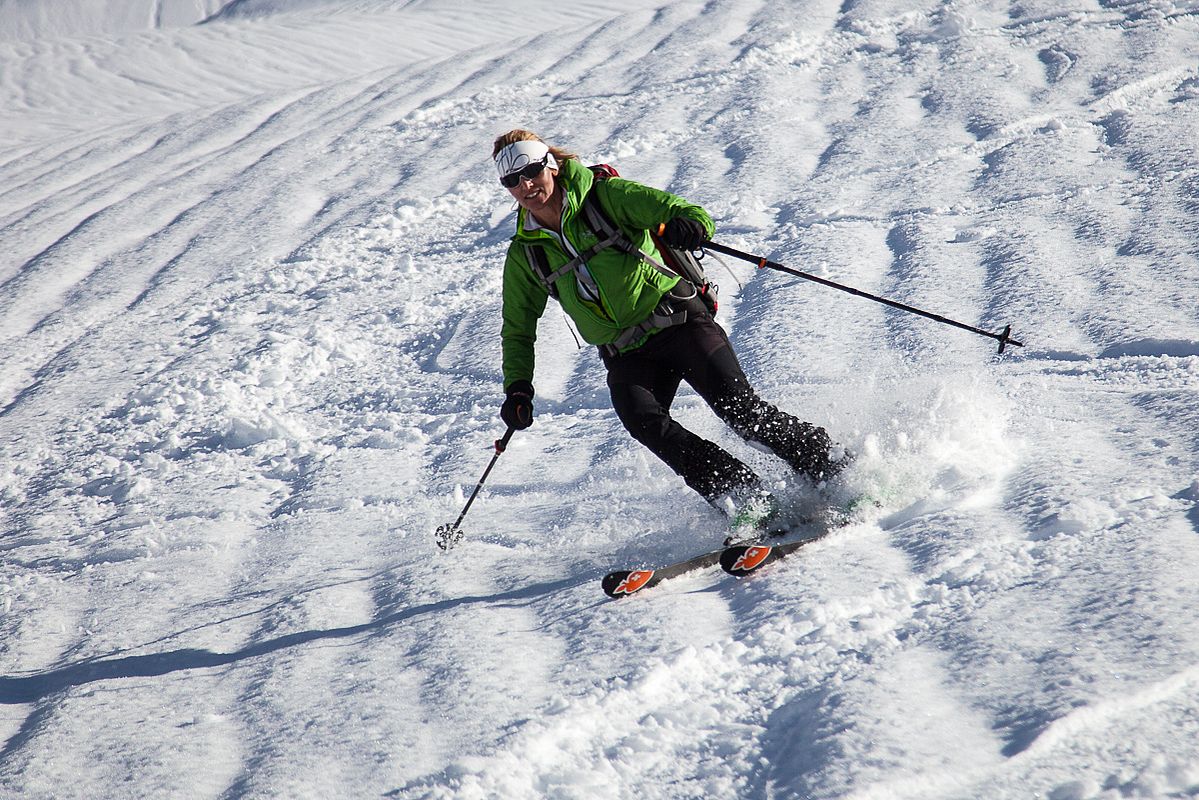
[660,217,707,250]
[500,380,535,430]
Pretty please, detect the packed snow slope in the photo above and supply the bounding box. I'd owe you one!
[3,1,1199,797]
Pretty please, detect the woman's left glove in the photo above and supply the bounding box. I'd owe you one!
[660,217,707,250]
[500,380,535,430]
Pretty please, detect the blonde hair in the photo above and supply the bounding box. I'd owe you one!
[492,129,578,165]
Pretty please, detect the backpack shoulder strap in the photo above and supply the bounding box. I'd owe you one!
[585,181,719,315]
[523,243,558,298]
[580,187,678,281]
[522,166,690,298]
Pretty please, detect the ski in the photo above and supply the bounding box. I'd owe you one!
[601,527,831,598]
[719,530,829,577]
[601,492,880,598]
[601,547,725,598]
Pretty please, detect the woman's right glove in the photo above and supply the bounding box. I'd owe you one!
[500,380,535,430]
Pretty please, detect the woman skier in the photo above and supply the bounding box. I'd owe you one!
[492,129,846,532]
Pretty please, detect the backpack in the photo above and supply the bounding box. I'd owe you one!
[522,164,718,316]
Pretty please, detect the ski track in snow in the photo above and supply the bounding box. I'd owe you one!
[2,1,1199,798]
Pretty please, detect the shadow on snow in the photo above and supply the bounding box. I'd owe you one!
[0,576,581,711]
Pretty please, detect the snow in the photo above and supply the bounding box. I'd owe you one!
[2,0,1199,797]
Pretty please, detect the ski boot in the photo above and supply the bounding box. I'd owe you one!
[720,489,786,546]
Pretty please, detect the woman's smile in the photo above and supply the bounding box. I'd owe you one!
[510,168,561,227]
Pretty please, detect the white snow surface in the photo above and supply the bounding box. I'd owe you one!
[3,0,1199,797]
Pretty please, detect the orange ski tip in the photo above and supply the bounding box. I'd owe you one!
[730,545,772,572]
[614,569,655,594]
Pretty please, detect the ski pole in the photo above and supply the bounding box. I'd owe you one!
[435,427,515,551]
[703,240,1024,354]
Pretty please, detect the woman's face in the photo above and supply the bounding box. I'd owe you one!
[507,164,559,217]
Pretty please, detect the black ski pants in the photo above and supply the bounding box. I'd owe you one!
[601,302,834,503]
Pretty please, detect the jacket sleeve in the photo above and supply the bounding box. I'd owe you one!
[594,177,715,240]
[500,245,551,391]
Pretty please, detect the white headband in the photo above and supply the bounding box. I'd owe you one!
[495,140,558,179]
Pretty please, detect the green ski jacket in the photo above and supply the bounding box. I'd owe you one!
[500,158,715,391]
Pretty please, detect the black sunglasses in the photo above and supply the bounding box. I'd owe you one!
[499,155,550,188]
